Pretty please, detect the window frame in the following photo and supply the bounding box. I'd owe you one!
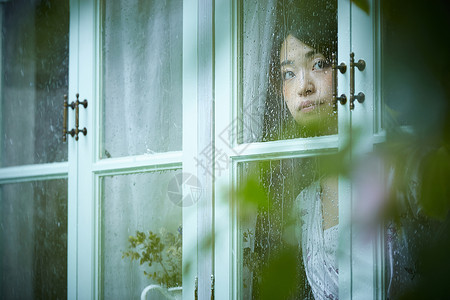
[70,0,199,298]
[214,0,383,299]
[0,0,387,298]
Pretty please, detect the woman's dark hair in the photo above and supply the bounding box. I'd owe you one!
[262,0,337,141]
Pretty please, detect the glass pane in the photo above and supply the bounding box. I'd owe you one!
[239,0,338,143]
[236,157,338,299]
[0,179,68,298]
[101,170,183,299]
[101,0,182,159]
[1,0,69,167]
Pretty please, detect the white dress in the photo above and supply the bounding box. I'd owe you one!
[296,181,339,300]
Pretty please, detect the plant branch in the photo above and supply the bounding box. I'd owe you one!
[158,258,171,282]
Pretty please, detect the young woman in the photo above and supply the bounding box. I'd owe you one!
[281,23,340,300]
[262,0,337,141]
[253,1,340,299]
[253,1,448,299]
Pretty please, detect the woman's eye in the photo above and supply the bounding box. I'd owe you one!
[282,70,295,80]
[313,59,330,70]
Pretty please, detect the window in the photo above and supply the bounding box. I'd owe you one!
[215,0,450,299]
[1,0,449,299]
[1,0,69,298]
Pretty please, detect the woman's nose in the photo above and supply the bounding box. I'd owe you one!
[296,71,315,97]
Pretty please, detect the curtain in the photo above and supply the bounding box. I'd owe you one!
[101,1,183,298]
[241,0,277,143]
[102,0,182,158]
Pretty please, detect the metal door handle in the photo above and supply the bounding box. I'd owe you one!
[332,52,347,108]
[63,93,88,141]
[350,52,366,110]
[63,94,75,141]
[74,93,88,141]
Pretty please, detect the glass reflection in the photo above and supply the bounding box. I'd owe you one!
[240,0,337,143]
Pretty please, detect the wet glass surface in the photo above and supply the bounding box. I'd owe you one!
[100,170,183,299]
[239,0,338,143]
[236,157,338,299]
[101,0,183,159]
[0,179,68,299]
[1,0,69,167]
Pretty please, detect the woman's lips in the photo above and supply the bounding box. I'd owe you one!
[299,100,321,112]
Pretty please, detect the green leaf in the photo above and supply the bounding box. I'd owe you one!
[122,226,183,287]
[352,0,370,15]
[420,146,450,219]
[259,246,299,300]
[234,176,270,212]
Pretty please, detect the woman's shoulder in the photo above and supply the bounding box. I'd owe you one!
[294,180,321,217]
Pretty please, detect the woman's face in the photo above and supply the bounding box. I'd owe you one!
[280,34,336,135]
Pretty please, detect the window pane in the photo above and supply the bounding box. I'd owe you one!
[1,0,69,167]
[100,170,183,299]
[101,0,183,159]
[236,157,338,299]
[0,179,68,299]
[239,0,338,143]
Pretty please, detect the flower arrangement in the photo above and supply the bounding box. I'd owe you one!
[122,226,182,288]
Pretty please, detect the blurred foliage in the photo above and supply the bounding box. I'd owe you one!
[232,161,313,299]
[122,226,182,288]
[378,2,450,295]
[419,145,450,219]
[235,176,271,215]
[352,0,370,14]
[258,246,300,300]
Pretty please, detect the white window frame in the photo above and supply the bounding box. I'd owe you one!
[68,0,199,299]
[0,0,387,299]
